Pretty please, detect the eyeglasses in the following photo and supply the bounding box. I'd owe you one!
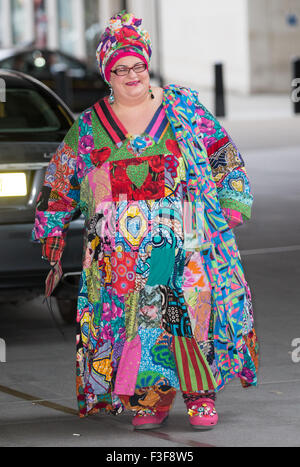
[111,62,147,77]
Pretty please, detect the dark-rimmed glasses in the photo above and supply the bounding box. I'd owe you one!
[111,62,147,77]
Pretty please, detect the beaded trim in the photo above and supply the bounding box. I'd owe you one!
[135,408,157,417]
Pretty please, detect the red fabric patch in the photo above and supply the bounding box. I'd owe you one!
[42,236,65,262]
[110,251,137,295]
[206,135,230,157]
[110,155,165,201]
[91,147,111,167]
[166,139,181,157]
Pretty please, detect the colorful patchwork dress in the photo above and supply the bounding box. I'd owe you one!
[32,85,258,418]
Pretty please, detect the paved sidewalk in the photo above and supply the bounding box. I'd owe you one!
[196,88,300,150]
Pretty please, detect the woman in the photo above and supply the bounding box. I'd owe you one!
[32,12,258,430]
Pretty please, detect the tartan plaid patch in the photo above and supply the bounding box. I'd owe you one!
[42,236,65,263]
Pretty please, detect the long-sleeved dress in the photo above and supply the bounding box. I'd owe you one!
[32,85,258,418]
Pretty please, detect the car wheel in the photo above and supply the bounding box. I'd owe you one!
[56,298,77,324]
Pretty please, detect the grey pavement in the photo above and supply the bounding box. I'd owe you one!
[0,96,300,447]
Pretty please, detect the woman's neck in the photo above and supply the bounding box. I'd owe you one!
[109,87,164,136]
[112,90,153,112]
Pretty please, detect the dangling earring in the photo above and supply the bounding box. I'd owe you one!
[108,85,115,104]
[149,86,155,99]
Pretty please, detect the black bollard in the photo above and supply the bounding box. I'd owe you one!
[292,57,300,114]
[214,62,226,117]
[121,0,127,12]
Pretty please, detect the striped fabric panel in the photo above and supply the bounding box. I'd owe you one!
[206,135,229,157]
[146,104,170,142]
[93,98,127,147]
[45,261,63,298]
[94,98,170,146]
[172,336,217,392]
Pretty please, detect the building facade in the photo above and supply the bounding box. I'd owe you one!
[160,0,300,94]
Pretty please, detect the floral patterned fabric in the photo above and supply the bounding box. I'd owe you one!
[96,11,152,83]
[32,86,258,418]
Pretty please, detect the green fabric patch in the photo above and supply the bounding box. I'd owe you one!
[146,241,176,287]
[136,370,165,388]
[64,118,79,153]
[126,161,149,188]
[125,291,139,342]
[219,198,252,220]
[85,262,101,304]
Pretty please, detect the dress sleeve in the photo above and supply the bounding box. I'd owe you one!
[32,119,81,257]
[194,99,253,226]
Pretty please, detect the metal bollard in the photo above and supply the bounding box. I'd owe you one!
[214,62,226,117]
[292,57,300,114]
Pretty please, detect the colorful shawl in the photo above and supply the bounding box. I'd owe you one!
[163,85,258,390]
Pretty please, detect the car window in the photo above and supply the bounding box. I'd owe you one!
[0,51,87,78]
[0,51,49,76]
[50,52,85,71]
[49,52,86,77]
[0,57,15,69]
[0,88,66,132]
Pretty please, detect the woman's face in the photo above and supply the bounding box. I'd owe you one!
[109,55,150,104]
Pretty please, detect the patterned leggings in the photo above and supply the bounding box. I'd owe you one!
[119,386,216,414]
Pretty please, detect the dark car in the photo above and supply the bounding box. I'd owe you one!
[0,47,109,113]
[0,69,84,322]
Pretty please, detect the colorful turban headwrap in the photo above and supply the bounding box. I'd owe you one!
[96,11,152,84]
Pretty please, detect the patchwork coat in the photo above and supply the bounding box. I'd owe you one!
[32,85,258,417]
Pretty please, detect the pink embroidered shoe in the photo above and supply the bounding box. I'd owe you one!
[187,398,218,430]
[132,409,169,430]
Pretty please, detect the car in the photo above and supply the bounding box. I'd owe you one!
[0,69,84,322]
[0,46,109,113]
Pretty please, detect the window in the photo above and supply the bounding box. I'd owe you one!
[85,0,101,68]
[0,88,64,132]
[0,51,48,77]
[11,0,27,45]
[0,0,3,48]
[49,52,85,76]
[57,0,75,55]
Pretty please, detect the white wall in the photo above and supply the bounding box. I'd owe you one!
[248,0,300,92]
[159,0,250,94]
[127,0,161,82]
[0,0,13,47]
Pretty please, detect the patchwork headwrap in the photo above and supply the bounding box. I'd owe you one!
[96,11,152,83]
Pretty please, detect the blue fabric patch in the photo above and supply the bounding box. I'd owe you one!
[137,328,180,389]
